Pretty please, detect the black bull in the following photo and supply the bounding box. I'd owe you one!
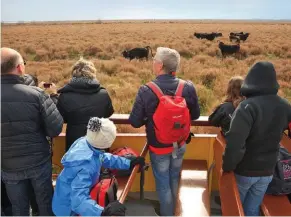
[122,46,153,60]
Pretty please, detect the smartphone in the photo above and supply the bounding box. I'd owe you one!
[43,83,52,88]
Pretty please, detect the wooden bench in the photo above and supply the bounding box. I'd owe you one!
[214,133,245,216]
[214,133,291,216]
[175,160,210,216]
[261,133,291,216]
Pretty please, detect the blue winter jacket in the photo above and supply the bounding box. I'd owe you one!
[52,137,130,216]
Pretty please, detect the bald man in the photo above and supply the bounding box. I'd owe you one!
[1,48,64,216]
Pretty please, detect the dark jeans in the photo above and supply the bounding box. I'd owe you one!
[1,180,12,216]
[2,160,54,216]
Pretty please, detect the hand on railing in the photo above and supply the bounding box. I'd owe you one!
[118,143,149,204]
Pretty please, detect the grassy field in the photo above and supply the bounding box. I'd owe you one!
[2,21,291,127]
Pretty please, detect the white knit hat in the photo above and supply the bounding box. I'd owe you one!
[86,117,117,149]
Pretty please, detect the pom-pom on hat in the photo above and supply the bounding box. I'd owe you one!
[86,117,116,149]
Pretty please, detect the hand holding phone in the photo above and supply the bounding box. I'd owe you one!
[43,83,52,88]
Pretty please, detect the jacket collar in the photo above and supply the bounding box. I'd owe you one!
[156,74,176,80]
[1,74,24,84]
[58,77,102,94]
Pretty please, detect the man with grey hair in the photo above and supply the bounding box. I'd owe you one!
[129,47,200,216]
[1,47,63,216]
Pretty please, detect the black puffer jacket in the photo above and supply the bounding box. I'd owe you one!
[57,77,114,150]
[1,75,63,171]
[209,102,235,135]
[222,62,291,176]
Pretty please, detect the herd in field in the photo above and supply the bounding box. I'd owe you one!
[122,31,250,60]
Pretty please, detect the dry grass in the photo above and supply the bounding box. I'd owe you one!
[2,21,291,133]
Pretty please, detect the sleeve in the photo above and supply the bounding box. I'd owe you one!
[185,81,200,120]
[71,169,104,216]
[222,102,254,172]
[129,86,147,128]
[101,153,131,170]
[208,105,224,127]
[56,94,68,123]
[39,92,64,138]
[50,93,59,105]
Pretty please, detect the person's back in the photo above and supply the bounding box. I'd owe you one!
[1,75,62,171]
[130,73,200,154]
[57,58,114,150]
[129,47,200,216]
[209,76,244,135]
[222,61,291,216]
[1,47,63,216]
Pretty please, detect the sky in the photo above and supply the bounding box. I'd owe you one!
[1,0,291,22]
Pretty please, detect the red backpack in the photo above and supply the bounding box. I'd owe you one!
[110,147,148,200]
[110,147,139,177]
[90,170,118,208]
[147,80,191,145]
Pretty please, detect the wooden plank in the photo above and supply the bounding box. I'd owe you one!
[281,133,291,153]
[262,195,291,216]
[118,143,149,204]
[261,134,291,216]
[109,114,211,126]
[214,133,245,216]
[175,160,210,216]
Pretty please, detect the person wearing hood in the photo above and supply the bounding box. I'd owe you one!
[222,61,291,216]
[57,57,114,151]
[52,117,145,216]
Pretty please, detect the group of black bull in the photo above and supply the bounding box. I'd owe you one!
[194,31,250,57]
[122,32,250,60]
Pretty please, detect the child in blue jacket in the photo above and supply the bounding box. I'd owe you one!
[52,117,145,216]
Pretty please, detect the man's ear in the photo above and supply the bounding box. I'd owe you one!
[16,64,25,76]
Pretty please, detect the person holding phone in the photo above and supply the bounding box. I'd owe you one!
[1,48,63,216]
[57,57,114,151]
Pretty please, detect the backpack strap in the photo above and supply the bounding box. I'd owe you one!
[146,82,164,99]
[175,79,186,97]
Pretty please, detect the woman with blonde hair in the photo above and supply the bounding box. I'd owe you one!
[57,58,114,150]
[209,76,244,135]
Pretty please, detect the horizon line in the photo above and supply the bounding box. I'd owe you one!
[2,18,291,24]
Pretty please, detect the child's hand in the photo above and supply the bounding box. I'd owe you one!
[129,156,145,170]
[101,201,126,216]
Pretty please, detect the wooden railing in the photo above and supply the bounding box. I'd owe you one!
[111,114,210,126]
[118,143,149,204]
[214,133,245,216]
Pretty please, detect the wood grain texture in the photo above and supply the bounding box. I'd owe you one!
[175,160,210,216]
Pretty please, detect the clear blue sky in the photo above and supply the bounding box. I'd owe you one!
[1,0,291,22]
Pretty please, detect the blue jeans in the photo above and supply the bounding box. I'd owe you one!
[2,160,53,216]
[235,174,273,216]
[150,145,186,216]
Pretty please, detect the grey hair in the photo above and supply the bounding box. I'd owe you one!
[71,57,96,79]
[154,47,180,74]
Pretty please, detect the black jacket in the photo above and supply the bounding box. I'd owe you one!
[222,62,291,176]
[57,78,114,150]
[129,74,200,150]
[209,102,235,135]
[1,75,63,171]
